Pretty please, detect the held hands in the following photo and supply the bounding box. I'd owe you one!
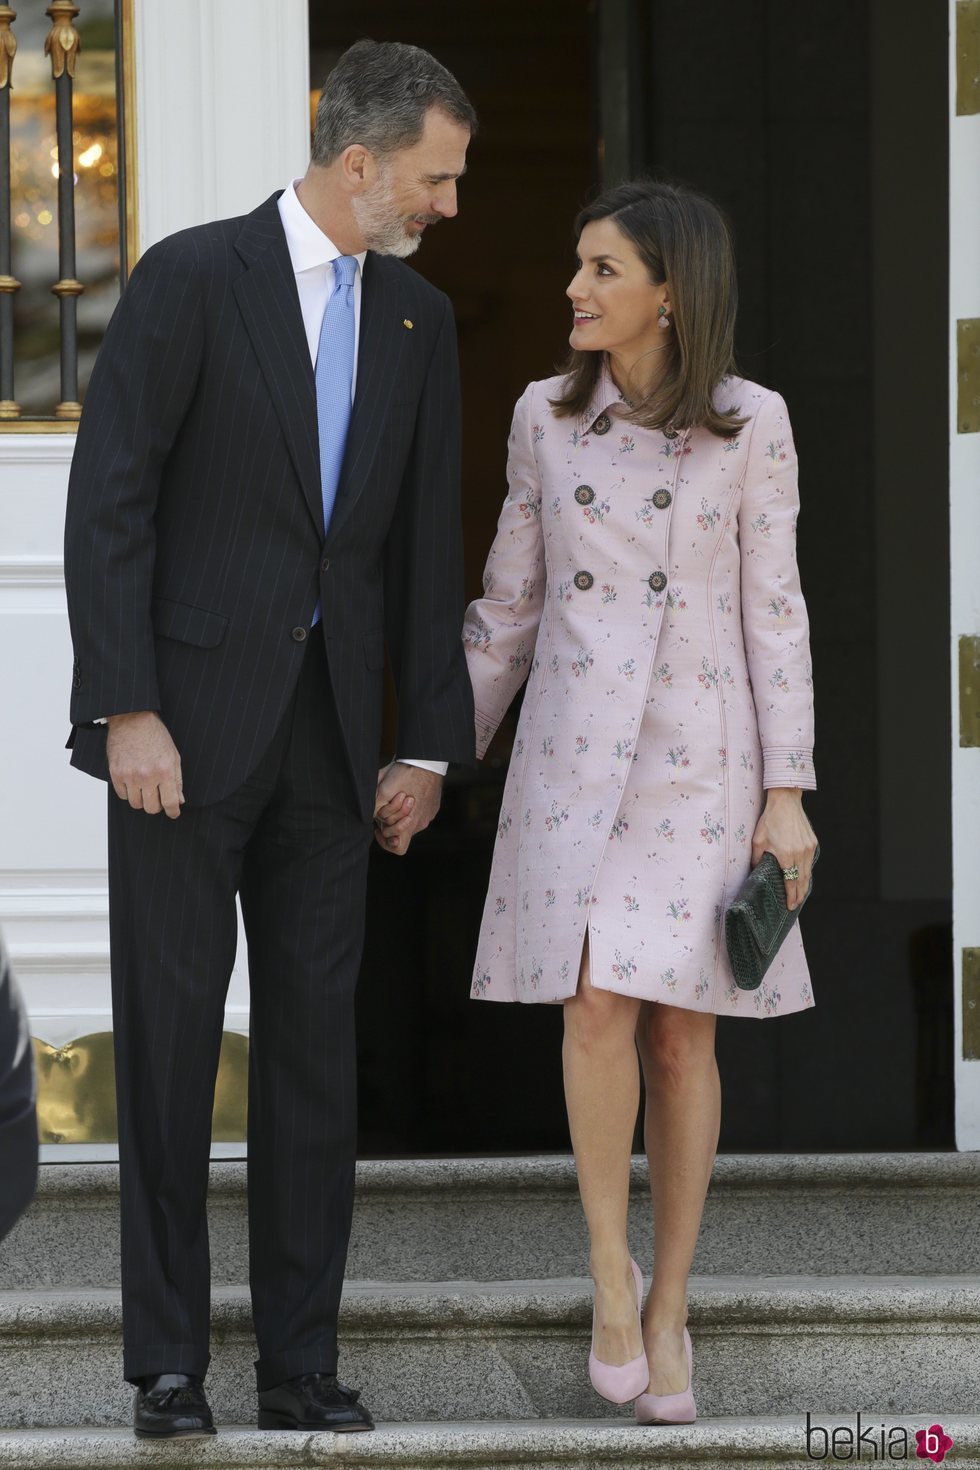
[750,788,818,910]
[373,762,444,856]
[107,711,184,819]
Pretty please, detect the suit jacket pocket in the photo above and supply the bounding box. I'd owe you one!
[151,596,228,648]
[363,632,385,670]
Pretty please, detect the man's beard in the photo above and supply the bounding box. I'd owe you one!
[352,167,437,258]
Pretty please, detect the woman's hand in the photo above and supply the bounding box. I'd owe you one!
[750,788,818,910]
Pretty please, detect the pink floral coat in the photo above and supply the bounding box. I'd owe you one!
[463,365,817,1018]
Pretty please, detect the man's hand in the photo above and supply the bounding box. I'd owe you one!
[373,762,443,856]
[106,711,184,818]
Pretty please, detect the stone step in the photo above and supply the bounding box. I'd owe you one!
[3,1153,978,1290]
[1,1417,978,1470]
[2,1275,978,1429]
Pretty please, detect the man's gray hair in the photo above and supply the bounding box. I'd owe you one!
[312,39,477,167]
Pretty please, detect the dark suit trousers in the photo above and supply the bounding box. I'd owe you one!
[108,635,373,1389]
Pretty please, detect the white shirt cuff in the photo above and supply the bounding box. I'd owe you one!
[395,758,448,776]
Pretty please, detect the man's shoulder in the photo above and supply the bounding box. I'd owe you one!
[135,213,249,269]
[132,193,284,277]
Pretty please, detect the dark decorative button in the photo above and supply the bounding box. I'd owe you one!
[591,413,611,436]
[291,626,308,642]
[574,484,596,506]
[321,557,331,573]
[573,571,594,591]
[651,488,672,510]
[663,425,679,440]
[648,571,668,593]
[72,676,82,690]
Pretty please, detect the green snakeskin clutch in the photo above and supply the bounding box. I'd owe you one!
[725,845,820,991]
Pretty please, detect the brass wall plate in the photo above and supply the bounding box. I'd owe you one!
[958,0,980,115]
[33,1030,249,1144]
[964,949,980,1058]
[959,319,980,434]
[960,636,980,746]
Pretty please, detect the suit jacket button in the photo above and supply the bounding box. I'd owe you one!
[574,484,596,506]
[291,626,308,642]
[590,413,611,436]
[321,557,330,573]
[72,675,82,690]
[573,571,594,591]
[651,488,672,509]
[648,571,668,593]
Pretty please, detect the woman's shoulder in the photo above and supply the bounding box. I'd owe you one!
[715,374,790,421]
[513,374,572,415]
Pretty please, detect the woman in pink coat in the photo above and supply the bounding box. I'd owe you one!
[461,181,819,1423]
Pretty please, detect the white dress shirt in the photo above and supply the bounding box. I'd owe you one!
[277,180,447,779]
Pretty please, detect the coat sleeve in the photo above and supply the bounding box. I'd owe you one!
[382,293,476,766]
[63,236,205,726]
[737,390,816,791]
[463,383,547,759]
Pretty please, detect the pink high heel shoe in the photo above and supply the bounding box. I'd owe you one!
[588,1258,650,1404]
[634,1325,697,1425]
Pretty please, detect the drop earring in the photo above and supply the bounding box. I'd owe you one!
[658,305,671,331]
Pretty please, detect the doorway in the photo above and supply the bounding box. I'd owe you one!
[307,0,953,1155]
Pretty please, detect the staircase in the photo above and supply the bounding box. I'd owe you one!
[0,1153,978,1467]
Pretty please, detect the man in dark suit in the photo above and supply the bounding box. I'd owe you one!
[0,932,38,1245]
[63,40,476,1439]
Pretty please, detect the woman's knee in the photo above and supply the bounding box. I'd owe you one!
[637,1004,716,1085]
[564,973,639,1051]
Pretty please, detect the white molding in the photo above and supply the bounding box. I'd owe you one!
[0,557,65,589]
[10,943,109,974]
[0,436,76,465]
[0,869,109,890]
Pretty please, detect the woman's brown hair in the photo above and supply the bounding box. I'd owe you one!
[550,179,747,437]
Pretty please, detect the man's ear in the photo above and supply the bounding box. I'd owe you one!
[340,144,373,192]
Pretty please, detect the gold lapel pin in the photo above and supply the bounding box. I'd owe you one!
[403,318,414,330]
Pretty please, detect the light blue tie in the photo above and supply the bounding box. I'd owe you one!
[311,254,357,626]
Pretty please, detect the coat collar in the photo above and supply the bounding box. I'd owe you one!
[579,356,628,437]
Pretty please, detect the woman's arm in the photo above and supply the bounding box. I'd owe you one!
[738,389,818,906]
[738,389,816,793]
[463,383,547,758]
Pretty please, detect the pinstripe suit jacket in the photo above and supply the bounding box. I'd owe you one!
[63,192,475,819]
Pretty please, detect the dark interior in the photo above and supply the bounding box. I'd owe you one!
[307,0,953,1155]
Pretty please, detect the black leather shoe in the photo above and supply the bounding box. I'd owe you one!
[133,1372,216,1440]
[257,1372,375,1432]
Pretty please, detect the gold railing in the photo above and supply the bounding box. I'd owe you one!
[0,0,138,431]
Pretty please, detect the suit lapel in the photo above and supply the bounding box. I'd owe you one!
[233,195,324,537]
[325,252,399,544]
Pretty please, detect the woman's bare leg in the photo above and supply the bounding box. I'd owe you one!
[635,1001,720,1394]
[562,941,644,1369]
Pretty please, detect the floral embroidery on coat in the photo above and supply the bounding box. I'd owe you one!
[462,368,816,1019]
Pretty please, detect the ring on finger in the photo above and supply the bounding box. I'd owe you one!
[782,864,800,881]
